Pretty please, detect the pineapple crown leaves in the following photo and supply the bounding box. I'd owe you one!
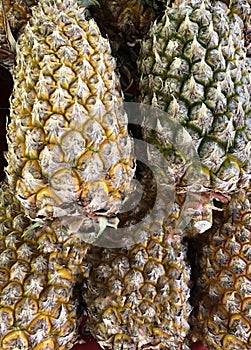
[23,221,42,236]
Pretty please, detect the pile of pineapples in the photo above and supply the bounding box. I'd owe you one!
[0,0,250,349]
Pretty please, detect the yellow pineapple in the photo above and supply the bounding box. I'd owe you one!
[85,238,191,349]
[190,187,251,349]
[0,181,90,349]
[83,162,192,349]
[5,0,135,223]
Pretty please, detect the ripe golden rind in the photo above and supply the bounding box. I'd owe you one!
[6,0,135,222]
[84,166,191,349]
[0,182,90,349]
[191,188,251,348]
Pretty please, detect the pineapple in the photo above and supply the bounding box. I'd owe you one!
[85,236,191,349]
[0,0,38,71]
[189,187,251,349]
[5,0,135,223]
[0,180,90,349]
[138,0,251,235]
[83,162,192,349]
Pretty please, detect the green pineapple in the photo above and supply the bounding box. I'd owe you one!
[223,0,250,25]
[5,0,135,223]
[138,0,251,235]
[224,0,251,57]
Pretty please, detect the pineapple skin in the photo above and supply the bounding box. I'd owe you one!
[190,188,251,349]
[223,0,250,26]
[83,164,192,349]
[0,181,90,349]
[138,0,251,235]
[5,0,135,222]
[138,0,250,192]
[222,0,251,58]
[85,236,191,350]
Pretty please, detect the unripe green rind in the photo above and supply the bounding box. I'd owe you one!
[138,0,251,195]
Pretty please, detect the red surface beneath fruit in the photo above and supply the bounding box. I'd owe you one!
[72,317,209,350]
[191,341,209,350]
